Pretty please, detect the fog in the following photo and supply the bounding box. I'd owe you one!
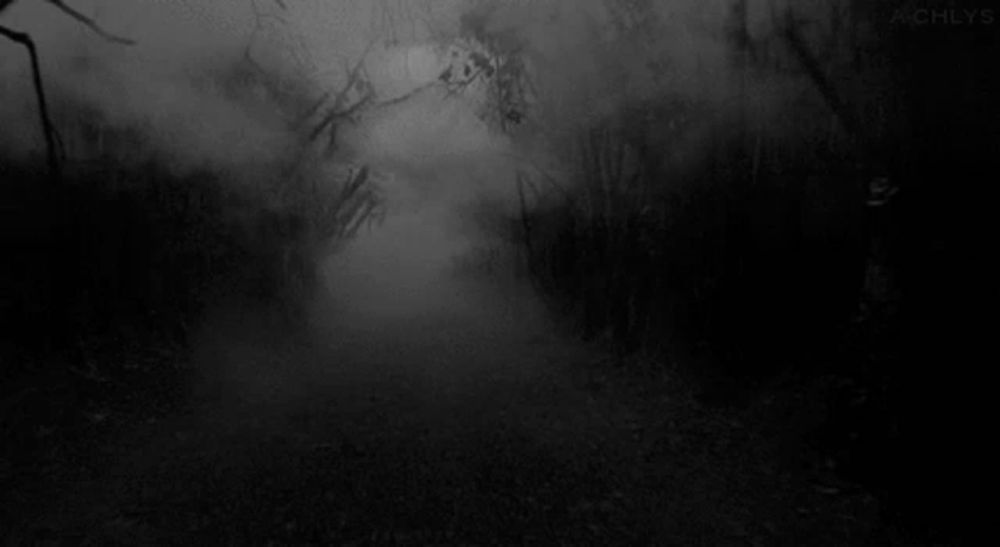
[0,0,776,405]
[6,1,941,543]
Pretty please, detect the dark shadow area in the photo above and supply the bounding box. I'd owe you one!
[2,1,995,545]
[507,3,995,543]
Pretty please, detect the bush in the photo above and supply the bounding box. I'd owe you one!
[511,104,872,380]
[1,139,384,383]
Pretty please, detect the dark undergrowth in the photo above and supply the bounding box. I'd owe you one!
[0,148,315,480]
[497,95,965,540]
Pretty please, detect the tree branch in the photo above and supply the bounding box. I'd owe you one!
[373,80,437,109]
[308,38,378,144]
[0,24,61,179]
[781,9,859,139]
[44,0,135,45]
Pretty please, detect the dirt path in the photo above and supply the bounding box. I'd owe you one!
[5,211,890,545]
[6,278,888,546]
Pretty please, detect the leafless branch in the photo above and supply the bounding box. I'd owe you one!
[781,8,858,139]
[298,88,334,125]
[44,0,135,45]
[0,24,61,179]
[307,38,378,144]
[443,64,486,97]
[373,80,438,109]
[308,88,374,144]
[0,1,132,180]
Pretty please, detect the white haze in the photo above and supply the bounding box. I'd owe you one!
[0,0,847,407]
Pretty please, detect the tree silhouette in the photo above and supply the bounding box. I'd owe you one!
[0,0,134,180]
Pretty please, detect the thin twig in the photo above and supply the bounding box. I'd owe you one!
[308,37,378,142]
[44,0,135,45]
[299,88,333,125]
[781,8,858,139]
[309,90,374,142]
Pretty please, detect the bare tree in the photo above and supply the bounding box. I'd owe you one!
[1,0,134,180]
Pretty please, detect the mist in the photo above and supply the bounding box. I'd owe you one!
[4,0,956,543]
[2,0,770,488]
[1,0,807,429]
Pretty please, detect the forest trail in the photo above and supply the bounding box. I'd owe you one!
[4,211,886,546]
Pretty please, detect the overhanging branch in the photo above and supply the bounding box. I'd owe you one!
[0,1,133,180]
[0,24,60,179]
[781,9,859,139]
[307,38,378,145]
[44,0,135,45]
